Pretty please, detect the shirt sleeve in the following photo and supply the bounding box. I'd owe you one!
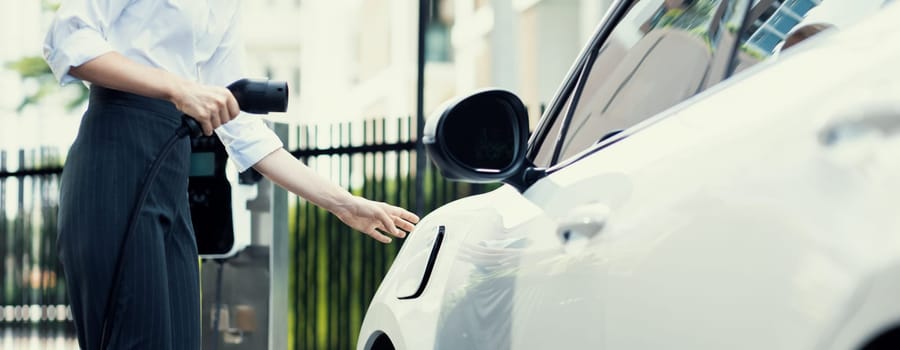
[42,0,129,85]
[203,4,284,172]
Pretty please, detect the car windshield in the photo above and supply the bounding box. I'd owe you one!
[530,0,846,168]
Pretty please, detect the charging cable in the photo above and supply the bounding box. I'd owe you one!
[99,118,197,348]
[211,259,225,350]
[95,78,287,348]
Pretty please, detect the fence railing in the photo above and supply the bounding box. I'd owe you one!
[286,116,494,349]
[0,148,77,349]
[0,115,498,349]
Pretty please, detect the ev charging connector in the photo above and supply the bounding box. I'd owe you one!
[185,78,288,258]
[100,78,288,349]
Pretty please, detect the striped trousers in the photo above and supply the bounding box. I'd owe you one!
[58,86,200,349]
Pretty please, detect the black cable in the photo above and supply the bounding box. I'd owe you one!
[211,259,225,350]
[93,78,284,348]
[99,119,195,349]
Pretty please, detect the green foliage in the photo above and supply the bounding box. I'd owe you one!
[739,43,770,60]
[4,2,85,112]
[42,0,60,12]
[287,166,499,349]
[726,0,750,33]
[659,0,718,33]
[5,56,89,112]
[6,56,52,78]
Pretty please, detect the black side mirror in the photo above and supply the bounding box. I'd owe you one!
[423,89,531,189]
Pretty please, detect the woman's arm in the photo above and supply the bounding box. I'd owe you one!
[43,0,237,136]
[71,53,420,243]
[253,149,419,243]
[69,53,239,136]
[198,6,418,243]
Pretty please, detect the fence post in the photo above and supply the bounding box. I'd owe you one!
[270,123,290,350]
[415,0,429,216]
[199,121,287,349]
[0,150,5,309]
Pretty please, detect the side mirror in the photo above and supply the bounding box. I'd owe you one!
[423,89,530,189]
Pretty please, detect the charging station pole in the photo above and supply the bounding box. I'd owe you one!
[244,122,290,350]
[268,123,290,350]
[200,122,289,350]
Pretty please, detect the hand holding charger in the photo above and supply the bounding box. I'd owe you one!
[184,78,288,257]
[101,78,288,347]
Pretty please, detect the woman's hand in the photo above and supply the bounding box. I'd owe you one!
[64,52,239,136]
[253,149,420,244]
[171,81,240,136]
[333,196,420,243]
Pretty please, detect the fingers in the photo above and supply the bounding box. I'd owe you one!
[396,209,420,224]
[200,119,214,136]
[226,93,240,120]
[378,212,403,238]
[213,88,234,131]
[200,100,223,137]
[382,206,418,235]
[217,88,238,127]
[217,104,230,130]
[363,208,412,244]
[340,198,418,244]
[368,228,393,244]
[208,111,221,135]
[178,86,239,136]
[393,215,416,233]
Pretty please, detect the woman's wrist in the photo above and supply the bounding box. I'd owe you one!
[326,190,357,218]
[164,75,192,107]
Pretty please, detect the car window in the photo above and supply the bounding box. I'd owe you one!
[531,0,753,167]
[731,0,827,74]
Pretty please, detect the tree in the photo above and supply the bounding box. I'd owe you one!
[5,56,89,112]
[3,0,88,112]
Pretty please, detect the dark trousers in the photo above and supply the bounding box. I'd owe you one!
[58,86,200,349]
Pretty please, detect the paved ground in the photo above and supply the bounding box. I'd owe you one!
[1,328,79,350]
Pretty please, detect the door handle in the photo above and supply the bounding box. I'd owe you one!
[557,202,610,248]
[820,107,900,146]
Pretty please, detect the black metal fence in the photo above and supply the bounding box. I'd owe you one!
[0,115,497,349]
[286,116,495,349]
[0,148,77,349]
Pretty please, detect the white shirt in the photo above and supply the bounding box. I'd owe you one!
[43,0,282,172]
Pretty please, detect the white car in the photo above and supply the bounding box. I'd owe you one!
[359,0,900,349]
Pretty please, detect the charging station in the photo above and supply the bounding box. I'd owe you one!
[74,78,288,350]
[189,134,238,257]
[188,134,261,259]
[182,78,289,259]
[190,124,289,350]
[194,122,291,350]
[178,79,289,349]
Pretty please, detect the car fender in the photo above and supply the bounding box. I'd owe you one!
[358,184,542,349]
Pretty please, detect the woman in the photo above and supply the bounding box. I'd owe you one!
[43,1,419,348]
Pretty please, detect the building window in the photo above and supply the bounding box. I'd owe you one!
[426,24,451,62]
[425,0,453,62]
[745,0,819,54]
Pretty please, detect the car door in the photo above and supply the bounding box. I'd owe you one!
[432,0,758,348]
